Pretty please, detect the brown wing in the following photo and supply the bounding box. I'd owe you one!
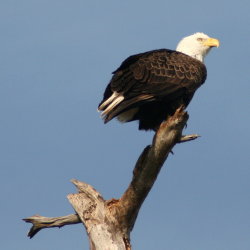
[99,49,206,122]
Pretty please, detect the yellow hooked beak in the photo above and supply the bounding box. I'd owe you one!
[203,37,220,47]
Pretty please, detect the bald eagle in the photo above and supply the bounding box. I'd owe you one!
[98,32,219,130]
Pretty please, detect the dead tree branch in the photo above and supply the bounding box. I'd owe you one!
[24,107,198,249]
[23,214,80,238]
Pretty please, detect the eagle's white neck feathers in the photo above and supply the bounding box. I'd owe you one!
[176,32,219,63]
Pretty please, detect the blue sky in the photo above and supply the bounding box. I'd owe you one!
[1,1,249,249]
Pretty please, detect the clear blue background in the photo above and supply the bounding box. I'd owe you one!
[1,1,249,249]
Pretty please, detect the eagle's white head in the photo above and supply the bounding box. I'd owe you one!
[176,32,219,62]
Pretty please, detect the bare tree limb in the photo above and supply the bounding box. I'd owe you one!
[179,134,200,143]
[115,106,189,232]
[24,106,199,249]
[23,214,80,238]
[67,180,129,250]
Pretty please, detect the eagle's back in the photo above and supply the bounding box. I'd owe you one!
[99,49,207,130]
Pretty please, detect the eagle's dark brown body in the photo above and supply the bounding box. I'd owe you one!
[98,49,207,130]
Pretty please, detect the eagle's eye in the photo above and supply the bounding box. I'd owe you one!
[197,38,204,42]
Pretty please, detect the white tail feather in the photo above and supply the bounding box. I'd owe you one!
[98,92,119,111]
[100,94,124,117]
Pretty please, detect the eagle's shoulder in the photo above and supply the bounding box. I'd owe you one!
[111,49,206,92]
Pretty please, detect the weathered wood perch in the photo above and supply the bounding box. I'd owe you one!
[24,107,199,250]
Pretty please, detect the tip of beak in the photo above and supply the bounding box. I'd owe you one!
[211,38,220,48]
[204,38,220,48]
